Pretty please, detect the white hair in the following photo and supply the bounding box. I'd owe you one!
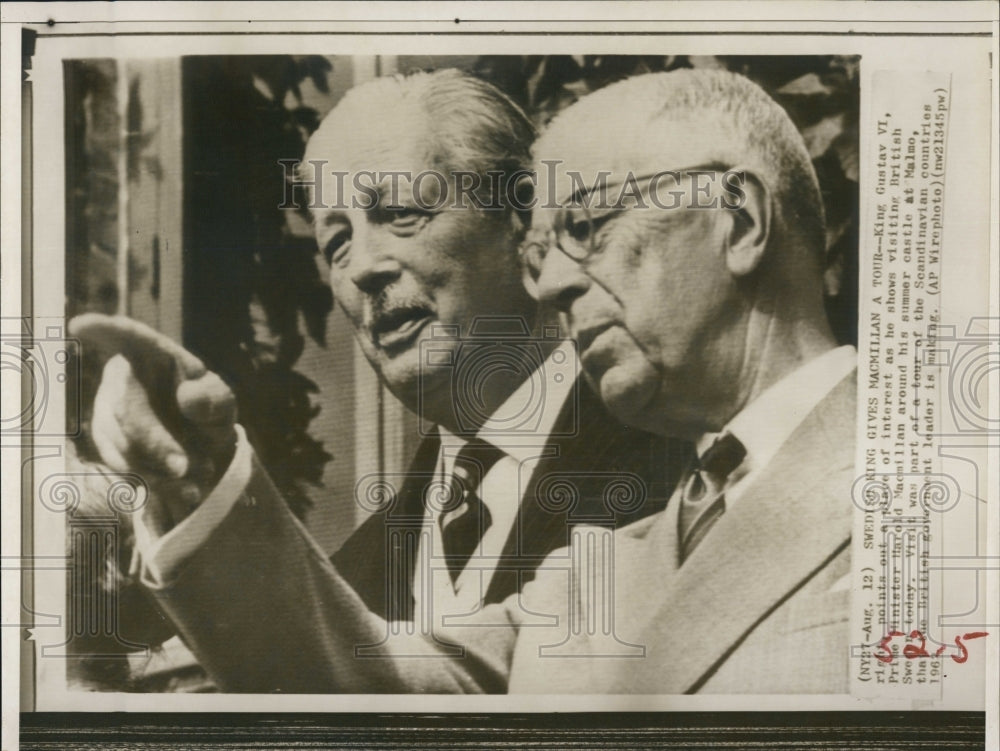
[536,68,826,259]
[304,68,535,204]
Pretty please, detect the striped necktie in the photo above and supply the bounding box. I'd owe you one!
[440,440,505,585]
[678,432,746,562]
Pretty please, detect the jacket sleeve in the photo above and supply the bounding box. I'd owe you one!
[135,450,515,693]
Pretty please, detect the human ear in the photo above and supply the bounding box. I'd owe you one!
[507,173,535,232]
[722,168,771,278]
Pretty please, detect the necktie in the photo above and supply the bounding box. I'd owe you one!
[678,431,746,562]
[440,440,505,585]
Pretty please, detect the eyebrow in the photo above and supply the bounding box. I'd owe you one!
[314,207,349,229]
[372,176,418,210]
[568,164,732,205]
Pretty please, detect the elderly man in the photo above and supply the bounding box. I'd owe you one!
[510,67,856,694]
[76,66,854,695]
[338,67,855,695]
[342,66,854,695]
[71,69,677,692]
[135,66,853,696]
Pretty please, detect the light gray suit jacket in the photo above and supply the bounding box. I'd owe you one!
[143,372,855,694]
[510,370,856,694]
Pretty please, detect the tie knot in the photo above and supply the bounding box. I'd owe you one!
[697,431,746,482]
[678,432,745,561]
[451,439,506,490]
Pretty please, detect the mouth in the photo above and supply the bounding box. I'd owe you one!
[575,322,614,359]
[371,306,434,353]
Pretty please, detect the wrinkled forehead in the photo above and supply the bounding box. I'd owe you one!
[533,113,721,213]
[305,104,437,206]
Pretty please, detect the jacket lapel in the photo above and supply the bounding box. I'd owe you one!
[330,433,440,619]
[484,378,685,604]
[610,371,856,693]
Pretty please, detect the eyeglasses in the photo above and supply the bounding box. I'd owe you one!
[520,164,730,282]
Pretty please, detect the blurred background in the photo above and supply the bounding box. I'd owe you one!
[63,53,859,691]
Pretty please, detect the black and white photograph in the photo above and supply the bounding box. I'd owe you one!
[2,2,997,749]
[56,50,864,696]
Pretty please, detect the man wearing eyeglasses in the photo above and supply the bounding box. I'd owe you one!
[70,69,683,692]
[508,67,857,693]
[303,66,855,695]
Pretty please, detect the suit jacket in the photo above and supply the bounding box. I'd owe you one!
[144,373,853,694]
[332,376,687,621]
[508,370,857,694]
[143,375,688,692]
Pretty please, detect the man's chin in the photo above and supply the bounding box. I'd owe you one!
[379,353,452,412]
[591,366,661,432]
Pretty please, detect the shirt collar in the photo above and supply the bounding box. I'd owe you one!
[696,345,857,482]
[439,339,579,470]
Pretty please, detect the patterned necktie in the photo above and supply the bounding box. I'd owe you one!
[440,440,505,585]
[678,431,746,562]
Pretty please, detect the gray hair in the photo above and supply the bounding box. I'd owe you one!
[304,68,536,206]
[537,68,826,260]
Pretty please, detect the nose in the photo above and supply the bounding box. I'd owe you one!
[534,246,592,314]
[348,228,402,296]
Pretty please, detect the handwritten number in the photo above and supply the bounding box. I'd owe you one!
[902,629,929,659]
[875,630,905,663]
[873,630,988,664]
[952,631,989,665]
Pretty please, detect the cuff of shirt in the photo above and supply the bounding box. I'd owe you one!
[133,424,253,588]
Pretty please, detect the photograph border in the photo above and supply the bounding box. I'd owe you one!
[3,2,997,749]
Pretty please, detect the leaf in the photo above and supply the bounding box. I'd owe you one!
[777,72,833,97]
[800,113,846,160]
[251,73,275,102]
[291,106,320,133]
[300,56,332,94]
[530,55,582,110]
[823,253,844,298]
[833,126,859,183]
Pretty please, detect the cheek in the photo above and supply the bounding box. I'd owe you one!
[330,276,364,326]
[611,236,676,350]
[428,223,525,311]
[624,216,725,354]
[588,343,662,427]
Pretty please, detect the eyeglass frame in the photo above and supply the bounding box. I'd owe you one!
[519,163,736,281]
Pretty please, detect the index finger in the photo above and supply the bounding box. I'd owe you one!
[69,313,206,381]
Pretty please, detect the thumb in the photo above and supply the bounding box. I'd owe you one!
[177,372,238,462]
[177,372,237,429]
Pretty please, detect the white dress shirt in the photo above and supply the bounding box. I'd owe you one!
[693,344,857,508]
[420,340,578,621]
[134,341,579,608]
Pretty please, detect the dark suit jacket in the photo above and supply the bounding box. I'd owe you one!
[332,376,689,620]
[141,377,689,692]
[141,374,850,695]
